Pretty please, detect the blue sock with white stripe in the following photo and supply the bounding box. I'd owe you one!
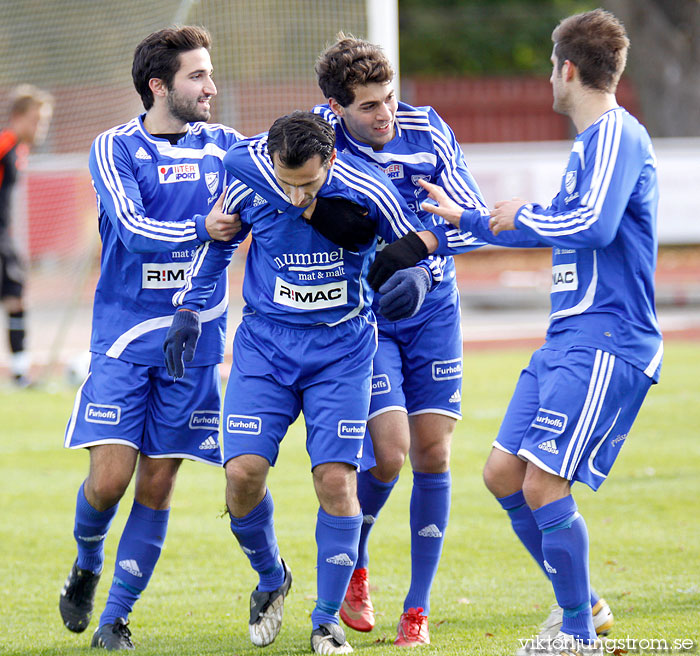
[312,507,362,629]
[355,470,398,569]
[533,496,596,642]
[404,471,451,615]
[497,491,601,608]
[229,490,284,592]
[497,490,549,576]
[73,482,119,574]
[100,501,169,626]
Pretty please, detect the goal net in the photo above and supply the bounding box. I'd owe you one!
[0,0,379,384]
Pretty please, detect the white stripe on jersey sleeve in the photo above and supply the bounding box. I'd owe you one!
[333,160,415,237]
[249,137,291,203]
[94,123,199,243]
[518,111,623,237]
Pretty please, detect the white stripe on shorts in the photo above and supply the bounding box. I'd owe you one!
[560,349,615,480]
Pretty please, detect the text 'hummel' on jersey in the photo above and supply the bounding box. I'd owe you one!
[158,163,200,184]
[142,263,189,289]
[273,248,344,270]
[274,278,347,310]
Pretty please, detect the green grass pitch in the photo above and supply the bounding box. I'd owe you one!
[1,343,699,655]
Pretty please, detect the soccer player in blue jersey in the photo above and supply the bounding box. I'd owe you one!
[58,26,244,650]
[163,111,439,654]
[421,9,661,655]
[312,34,488,646]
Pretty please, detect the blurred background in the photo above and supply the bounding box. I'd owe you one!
[0,0,698,384]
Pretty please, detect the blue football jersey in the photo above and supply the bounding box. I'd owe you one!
[88,114,244,365]
[457,107,663,381]
[312,101,490,313]
[172,135,437,327]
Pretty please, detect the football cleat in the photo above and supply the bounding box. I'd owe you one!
[394,607,430,647]
[340,567,375,632]
[90,618,134,650]
[248,558,292,647]
[310,622,353,654]
[515,600,613,655]
[59,559,101,633]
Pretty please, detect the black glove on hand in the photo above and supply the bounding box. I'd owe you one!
[378,267,431,321]
[163,309,201,379]
[309,196,375,251]
[367,231,429,291]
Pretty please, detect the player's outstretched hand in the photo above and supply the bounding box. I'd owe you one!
[163,309,201,379]
[418,178,463,228]
[367,231,428,292]
[206,189,241,241]
[309,196,375,251]
[377,266,430,321]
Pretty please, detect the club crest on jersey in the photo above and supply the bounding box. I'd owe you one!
[337,420,366,439]
[85,403,121,425]
[532,408,567,435]
[382,163,404,180]
[189,410,220,430]
[205,171,219,194]
[565,170,577,195]
[412,174,431,197]
[158,163,200,184]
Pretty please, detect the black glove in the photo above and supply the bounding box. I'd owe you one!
[163,309,201,379]
[377,267,431,321]
[309,196,375,251]
[367,231,428,291]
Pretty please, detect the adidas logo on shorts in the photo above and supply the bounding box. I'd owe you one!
[537,439,559,455]
[326,553,354,566]
[199,436,218,450]
[418,524,443,538]
[449,389,461,403]
[119,559,143,577]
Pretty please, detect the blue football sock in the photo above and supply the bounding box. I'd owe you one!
[312,507,362,629]
[355,470,398,569]
[404,470,451,615]
[497,490,548,577]
[100,501,169,626]
[590,588,600,608]
[229,490,283,592]
[73,482,118,574]
[533,496,596,642]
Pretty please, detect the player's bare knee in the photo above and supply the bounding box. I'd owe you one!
[312,462,359,515]
[84,474,130,510]
[482,450,525,498]
[372,452,404,481]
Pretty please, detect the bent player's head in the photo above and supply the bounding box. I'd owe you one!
[551,9,629,114]
[8,84,54,146]
[132,26,215,122]
[267,111,337,208]
[316,33,396,150]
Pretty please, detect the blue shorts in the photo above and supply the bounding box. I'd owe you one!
[494,345,652,491]
[64,352,223,465]
[222,313,377,469]
[370,288,462,420]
